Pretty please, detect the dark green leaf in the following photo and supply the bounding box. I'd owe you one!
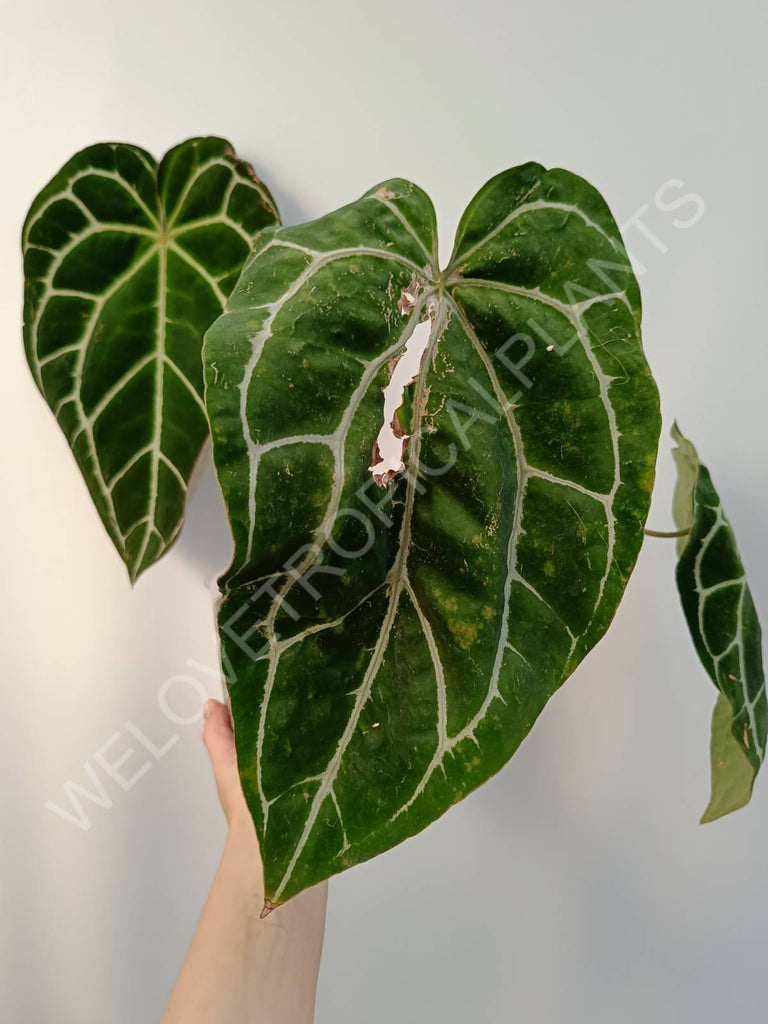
[204,165,660,905]
[671,423,767,821]
[23,137,279,581]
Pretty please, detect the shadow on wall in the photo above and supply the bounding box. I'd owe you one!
[244,161,314,230]
[268,184,312,228]
[174,451,233,588]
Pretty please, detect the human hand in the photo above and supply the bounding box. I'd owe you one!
[201,698,328,918]
[161,699,328,1023]
[202,698,255,833]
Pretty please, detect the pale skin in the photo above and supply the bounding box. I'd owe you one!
[161,699,328,1024]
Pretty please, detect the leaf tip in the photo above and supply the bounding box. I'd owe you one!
[699,804,721,825]
[260,898,279,919]
[124,554,143,588]
[699,794,751,825]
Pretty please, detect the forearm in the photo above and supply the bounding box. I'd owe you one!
[161,824,327,1024]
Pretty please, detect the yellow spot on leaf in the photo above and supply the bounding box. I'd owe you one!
[450,620,478,650]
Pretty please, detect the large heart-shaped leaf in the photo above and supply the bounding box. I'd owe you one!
[23,136,279,581]
[204,164,660,907]
[672,423,767,821]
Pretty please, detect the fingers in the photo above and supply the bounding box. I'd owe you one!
[203,699,237,784]
[202,699,250,827]
[202,699,235,760]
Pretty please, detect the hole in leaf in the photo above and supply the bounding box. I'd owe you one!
[369,308,433,487]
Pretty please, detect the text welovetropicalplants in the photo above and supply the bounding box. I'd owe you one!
[204,165,660,905]
[23,143,766,909]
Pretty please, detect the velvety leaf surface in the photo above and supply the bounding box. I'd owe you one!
[23,137,278,580]
[204,165,661,905]
[672,423,767,821]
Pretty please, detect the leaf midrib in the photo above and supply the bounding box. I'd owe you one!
[269,293,447,901]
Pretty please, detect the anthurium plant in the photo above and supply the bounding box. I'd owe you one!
[23,137,766,912]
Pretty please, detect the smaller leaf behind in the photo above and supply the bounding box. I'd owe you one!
[671,422,767,821]
[23,137,279,581]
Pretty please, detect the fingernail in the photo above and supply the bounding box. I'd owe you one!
[203,699,216,720]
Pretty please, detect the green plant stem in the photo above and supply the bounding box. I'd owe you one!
[644,528,691,539]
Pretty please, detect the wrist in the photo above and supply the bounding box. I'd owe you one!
[219,821,265,909]
[221,818,329,928]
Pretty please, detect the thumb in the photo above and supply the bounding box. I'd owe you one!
[202,699,253,829]
[202,699,238,789]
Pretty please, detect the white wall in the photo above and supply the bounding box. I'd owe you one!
[2,1,767,1021]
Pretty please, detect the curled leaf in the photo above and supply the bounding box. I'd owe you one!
[672,423,767,821]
